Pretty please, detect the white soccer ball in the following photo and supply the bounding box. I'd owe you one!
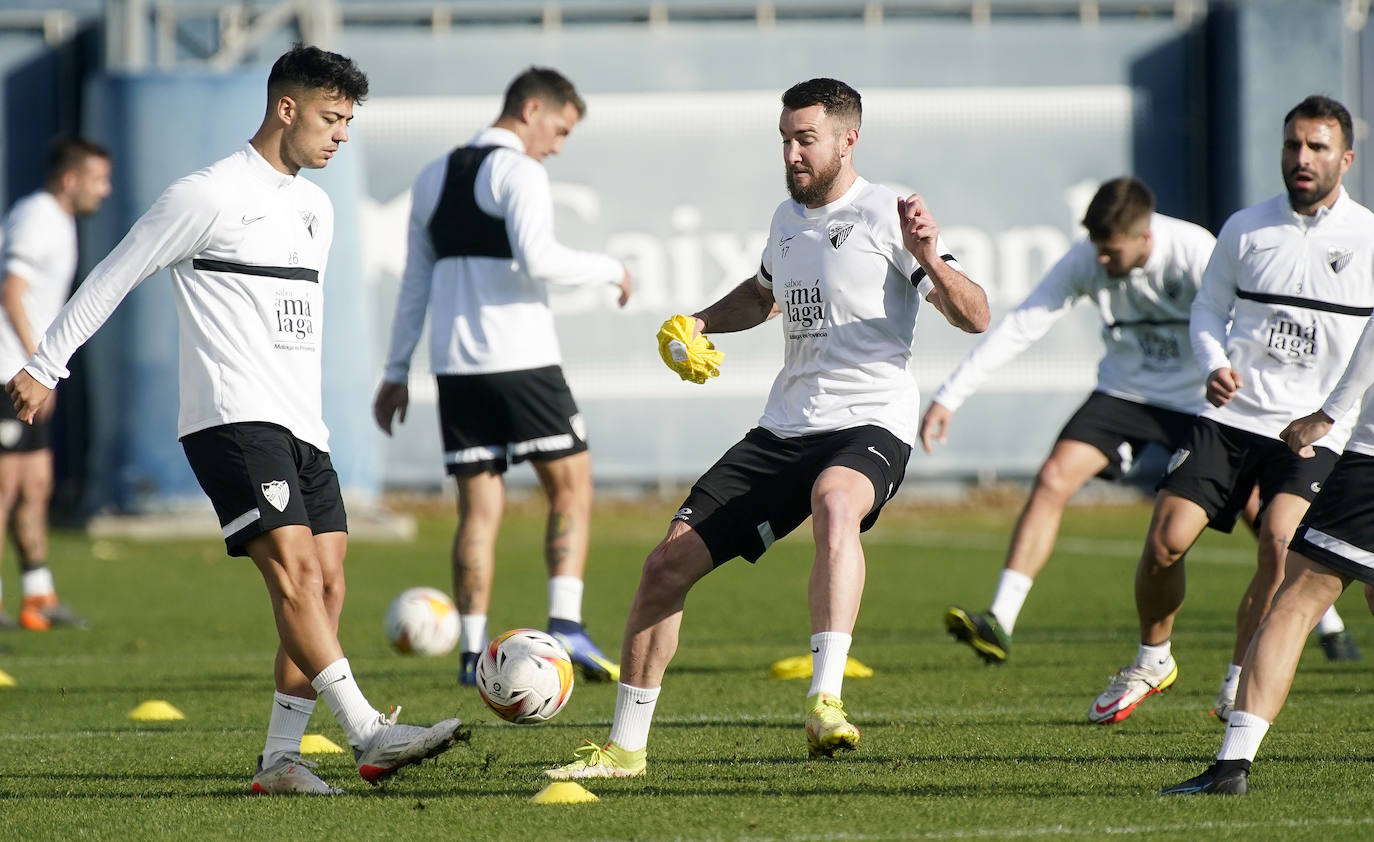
[384,587,459,656]
[476,628,575,724]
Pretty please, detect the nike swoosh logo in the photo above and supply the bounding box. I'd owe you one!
[1092,700,1118,715]
[242,214,267,225]
[633,698,654,704]
[318,674,348,689]
[277,700,293,710]
[1249,244,1278,255]
[867,446,891,466]
[811,647,820,653]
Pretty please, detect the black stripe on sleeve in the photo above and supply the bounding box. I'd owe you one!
[193,258,320,283]
[759,263,772,283]
[1105,318,1190,329]
[910,254,957,287]
[1235,288,1373,317]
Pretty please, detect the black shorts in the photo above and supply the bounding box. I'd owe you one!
[437,365,588,477]
[0,396,49,453]
[1292,452,1374,587]
[1159,417,1337,533]
[673,425,911,565]
[181,422,348,557]
[1056,392,1195,481]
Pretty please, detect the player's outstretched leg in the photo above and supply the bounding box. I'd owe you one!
[353,707,467,785]
[1159,759,1250,795]
[545,739,646,779]
[251,754,345,795]
[944,606,1010,664]
[805,692,860,758]
[1088,658,1178,724]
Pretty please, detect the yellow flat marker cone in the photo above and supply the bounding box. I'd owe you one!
[0,668,14,687]
[128,700,185,721]
[300,733,345,754]
[768,655,874,680]
[531,781,599,804]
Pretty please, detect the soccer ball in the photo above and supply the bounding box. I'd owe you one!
[384,587,459,656]
[476,628,575,724]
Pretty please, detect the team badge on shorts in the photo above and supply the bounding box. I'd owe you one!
[828,222,854,249]
[261,479,291,512]
[1166,448,1190,475]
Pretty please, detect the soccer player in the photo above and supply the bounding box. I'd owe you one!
[1161,314,1374,796]
[6,44,463,795]
[374,67,631,686]
[927,177,1217,664]
[545,78,989,779]
[0,136,110,631]
[1087,95,1374,725]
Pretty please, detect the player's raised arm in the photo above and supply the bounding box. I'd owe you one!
[691,275,777,335]
[899,193,988,333]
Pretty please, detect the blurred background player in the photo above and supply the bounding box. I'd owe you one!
[0,136,110,631]
[7,44,463,795]
[546,78,988,779]
[1088,95,1374,726]
[373,67,632,686]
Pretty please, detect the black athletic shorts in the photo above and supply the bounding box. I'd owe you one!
[1159,417,1337,533]
[1292,452,1374,586]
[181,421,348,557]
[436,365,588,477]
[1056,392,1195,481]
[0,396,49,452]
[673,424,911,565]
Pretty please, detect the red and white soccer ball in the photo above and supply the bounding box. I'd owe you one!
[476,628,575,724]
[384,587,460,656]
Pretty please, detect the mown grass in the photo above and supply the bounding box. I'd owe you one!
[3,496,1372,841]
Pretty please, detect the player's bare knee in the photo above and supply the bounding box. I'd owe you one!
[640,539,703,602]
[1032,459,1078,503]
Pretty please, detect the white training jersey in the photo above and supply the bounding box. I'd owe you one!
[25,142,335,450]
[0,191,78,380]
[932,213,1215,415]
[382,126,623,381]
[756,177,973,445]
[1191,189,1374,450]
[1318,313,1374,458]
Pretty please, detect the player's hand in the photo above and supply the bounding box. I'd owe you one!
[1205,367,1243,407]
[656,314,723,384]
[5,369,51,425]
[372,381,409,436]
[919,401,954,454]
[1279,409,1333,458]
[615,268,633,308]
[897,193,941,262]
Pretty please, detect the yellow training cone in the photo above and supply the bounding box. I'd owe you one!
[0,668,14,687]
[768,655,874,680]
[300,733,345,754]
[531,781,600,804]
[128,700,185,721]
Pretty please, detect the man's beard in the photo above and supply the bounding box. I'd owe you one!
[785,152,842,206]
[1285,167,1337,210]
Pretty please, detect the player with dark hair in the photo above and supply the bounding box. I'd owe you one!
[545,77,989,779]
[375,66,632,687]
[0,136,110,630]
[929,177,1218,662]
[7,43,463,795]
[1088,94,1374,726]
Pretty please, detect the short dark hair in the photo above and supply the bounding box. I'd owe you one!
[1082,177,1155,241]
[781,78,862,130]
[267,43,369,104]
[46,135,108,183]
[1284,94,1353,150]
[501,67,585,119]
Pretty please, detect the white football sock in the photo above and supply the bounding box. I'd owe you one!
[1316,605,1346,636]
[263,692,315,764]
[808,631,852,699]
[1217,710,1270,761]
[1216,663,1241,702]
[1137,640,1173,671]
[21,566,55,598]
[607,682,660,752]
[460,614,487,654]
[988,569,1034,634]
[548,576,583,625]
[311,658,383,749]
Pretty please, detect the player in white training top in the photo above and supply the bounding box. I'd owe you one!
[7,45,464,795]
[927,178,1214,662]
[545,78,989,779]
[1089,95,1374,727]
[374,67,631,687]
[0,136,109,632]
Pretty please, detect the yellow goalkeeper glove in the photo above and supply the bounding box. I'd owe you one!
[656,314,723,384]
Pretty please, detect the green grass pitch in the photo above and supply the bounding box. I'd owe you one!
[3,497,1373,840]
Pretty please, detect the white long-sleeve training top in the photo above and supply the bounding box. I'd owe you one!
[931,213,1216,415]
[1191,188,1374,451]
[24,142,336,450]
[382,126,623,382]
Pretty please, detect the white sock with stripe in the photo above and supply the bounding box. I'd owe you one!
[263,692,315,764]
[808,631,852,698]
[607,683,659,752]
[311,658,383,749]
